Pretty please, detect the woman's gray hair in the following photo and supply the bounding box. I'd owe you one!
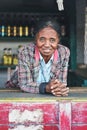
[35,18,61,37]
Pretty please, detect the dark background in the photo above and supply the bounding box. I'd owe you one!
[0,0,68,13]
[0,0,69,27]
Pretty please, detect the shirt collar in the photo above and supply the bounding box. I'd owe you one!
[39,53,53,62]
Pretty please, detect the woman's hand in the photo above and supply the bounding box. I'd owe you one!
[46,79,69,96]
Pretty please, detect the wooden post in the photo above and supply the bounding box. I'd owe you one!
[59,102,71,130]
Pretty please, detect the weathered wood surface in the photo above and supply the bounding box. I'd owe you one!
[0,87,87,93]
[0,87,87,130]
[0,101,87,130]
[59,102,71,130]
[1,87,87,100]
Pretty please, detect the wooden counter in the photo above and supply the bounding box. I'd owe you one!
[0,87,87,100]
[0,87,87,130]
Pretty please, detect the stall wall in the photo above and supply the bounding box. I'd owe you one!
[76,0,86,64]
[0,100,87,130]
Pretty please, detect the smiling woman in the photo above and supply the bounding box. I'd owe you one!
[5,18,70,97]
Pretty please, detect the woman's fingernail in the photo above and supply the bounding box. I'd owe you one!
[67,87,69,90]
[51,90,54,93]
[53,92,55,95]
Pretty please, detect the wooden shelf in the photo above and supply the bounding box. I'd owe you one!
[0,65,16,69]
[0,37,34,42]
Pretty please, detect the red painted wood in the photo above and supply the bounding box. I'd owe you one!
[59,102,71,130]
[0,126,8,130]
[0,103,10,125]
[44,125,59,130]
[72,102,87,123]
[0,102,59,130]
[0,101,87,130]
[72,124,87,130]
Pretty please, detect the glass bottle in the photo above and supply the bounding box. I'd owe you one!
[25,26,29,36]
[13,54,18,65]
[7,26,11,37]
[8,48,12,65]
[2,25,5,37]
[13,26,17,37]
[19,26,22,37]
[3,48,8,65]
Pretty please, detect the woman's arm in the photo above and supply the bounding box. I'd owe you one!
[61,47,70,84]
[18,47,40,93]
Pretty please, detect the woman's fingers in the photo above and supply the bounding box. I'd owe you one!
[51,87,69,97]
[49,79,69,96]
[61,87,69,96]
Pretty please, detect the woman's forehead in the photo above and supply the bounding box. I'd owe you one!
[36,27,58,39]
[38,27,58,35]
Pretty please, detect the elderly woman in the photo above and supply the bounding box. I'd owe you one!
[6,18,70,96]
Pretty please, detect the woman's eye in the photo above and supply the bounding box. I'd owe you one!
[50,38,55,43]
[39,37,45,42]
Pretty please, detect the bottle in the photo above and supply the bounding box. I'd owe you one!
[7,26,11,37]
[2,25,5,37]
[13,54,18,65]
[19,26,23,37]
[13,26,17,37]
[8,48,12,65]
[25,26,29,36]
[3,48,8,65]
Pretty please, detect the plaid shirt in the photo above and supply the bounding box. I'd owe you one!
[6,42,70,93]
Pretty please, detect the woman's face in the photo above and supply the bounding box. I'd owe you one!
[36,27,60,59]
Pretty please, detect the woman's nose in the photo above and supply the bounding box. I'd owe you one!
[45,40,50,46]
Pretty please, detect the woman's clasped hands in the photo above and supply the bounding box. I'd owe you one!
[46,79,69,96]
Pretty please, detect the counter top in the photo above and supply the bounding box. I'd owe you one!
[0,87,87,101]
